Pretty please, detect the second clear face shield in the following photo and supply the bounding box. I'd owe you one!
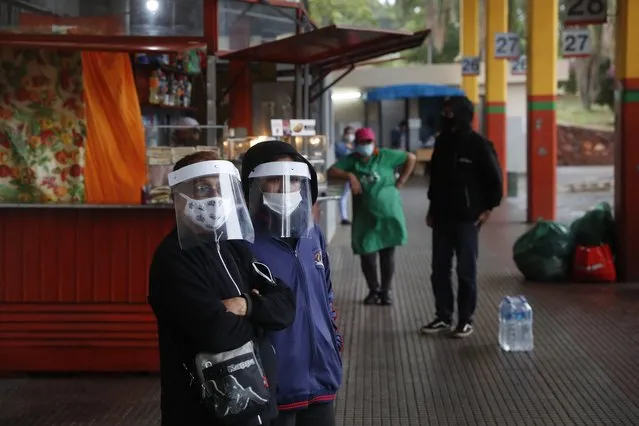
[248,161,314,238]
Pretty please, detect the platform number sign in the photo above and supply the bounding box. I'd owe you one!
[494,33,520,60]
[511,56,527,76]
[461,56,480,76]
[564,0,607,26]
[562,28,592,58]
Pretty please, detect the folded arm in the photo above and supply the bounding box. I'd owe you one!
[246,261,296,331]
[148,254,256,354]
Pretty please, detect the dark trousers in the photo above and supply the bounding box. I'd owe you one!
[360,247,396,292]
[271,402,336,426]
[431,221,479,323]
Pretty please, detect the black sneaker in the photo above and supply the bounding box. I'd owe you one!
[419,318,452,335]
[379,291,393,306]
[363,291,380,305]
[341,219,352,225]
[452,322,474,338]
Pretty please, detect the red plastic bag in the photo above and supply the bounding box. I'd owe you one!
[572,244,616,283]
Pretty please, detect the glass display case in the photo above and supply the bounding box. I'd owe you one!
[289,135,328,187]
[144,145,219,204]
[220,136,276,169]
[221,135,329,186]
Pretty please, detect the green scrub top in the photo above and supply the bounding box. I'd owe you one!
[332,148,409,255]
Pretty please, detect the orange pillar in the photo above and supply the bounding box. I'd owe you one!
[484,0,508,194]
[615,0,639,281]
[228,62,252,134]
[526,0,558,222]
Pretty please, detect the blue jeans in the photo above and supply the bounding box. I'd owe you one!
[339,181,350,221]
[430,221,479,323]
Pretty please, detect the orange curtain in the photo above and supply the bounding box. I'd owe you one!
[82,52,146,204]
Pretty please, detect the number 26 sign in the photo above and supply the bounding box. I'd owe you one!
[493,33,520,60]
[461,56,480,76]
[562,28,592,58]
[564,0,607,26]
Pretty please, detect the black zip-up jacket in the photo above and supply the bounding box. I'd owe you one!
[428,97,503,222]
[148,229,296,426]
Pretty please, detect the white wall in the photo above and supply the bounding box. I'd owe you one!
[331,61,569,174]
[330,61,570,89]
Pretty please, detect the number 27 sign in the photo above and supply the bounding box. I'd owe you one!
[493,33,520,60]
[562,28,592,58]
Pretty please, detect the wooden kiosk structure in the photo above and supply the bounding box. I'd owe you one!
[0,0,428,372]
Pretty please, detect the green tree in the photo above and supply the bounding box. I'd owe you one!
[307,0,382,27]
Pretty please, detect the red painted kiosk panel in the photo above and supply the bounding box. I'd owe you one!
[0,206,174,372]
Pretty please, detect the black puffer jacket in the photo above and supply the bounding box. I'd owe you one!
[148,230,296,426]
[428,96,503,222]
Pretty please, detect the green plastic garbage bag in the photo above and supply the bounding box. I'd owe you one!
[513,220,572,281]
[570,202,615,248]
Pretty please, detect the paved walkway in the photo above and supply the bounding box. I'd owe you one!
[1,178,638,425]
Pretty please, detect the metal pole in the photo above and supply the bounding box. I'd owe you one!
[302,64,310,118]
[206,56,218,146]
[377,101,384,147]
[364,101,370,128]
[294,66,303,118]
[123,0,131,36]
[404,98,410,151]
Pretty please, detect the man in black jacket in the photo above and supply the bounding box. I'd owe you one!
[420,96,503,338]
[148,151,296,426]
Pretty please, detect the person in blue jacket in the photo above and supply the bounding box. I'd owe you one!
[334,126,354,225]
[241,140,343,426]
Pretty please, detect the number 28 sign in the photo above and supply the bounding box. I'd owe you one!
[564,0,607,26]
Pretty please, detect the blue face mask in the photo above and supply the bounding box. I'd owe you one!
[355,143,374,156]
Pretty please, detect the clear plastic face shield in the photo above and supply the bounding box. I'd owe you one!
[248,161,314,239]
[168,160,255,249]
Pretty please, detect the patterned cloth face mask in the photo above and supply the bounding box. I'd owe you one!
[181,194,232,231]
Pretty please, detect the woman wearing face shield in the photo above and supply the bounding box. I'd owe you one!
[148,151,296,426]
[241,141,343,426]
[328,128,417,306]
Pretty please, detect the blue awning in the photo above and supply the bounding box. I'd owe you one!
[363,84,465,101]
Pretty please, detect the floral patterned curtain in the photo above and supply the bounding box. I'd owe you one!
[0,48,87,203]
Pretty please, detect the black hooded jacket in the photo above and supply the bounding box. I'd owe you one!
[428,96,503,222]
[148,231,296,426]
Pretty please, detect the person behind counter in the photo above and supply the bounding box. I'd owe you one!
[148,150,296,426]
[241,140,343,426]
[328,128,416,306]
[170,116,202,147]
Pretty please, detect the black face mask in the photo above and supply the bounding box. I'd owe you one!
[440,116,456,132]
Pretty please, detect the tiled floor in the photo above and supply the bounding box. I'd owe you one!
[1,179,638,425]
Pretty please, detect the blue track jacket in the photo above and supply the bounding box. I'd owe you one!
[248,224,343,411]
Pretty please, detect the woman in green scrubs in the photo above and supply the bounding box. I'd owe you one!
[328,128,416,305]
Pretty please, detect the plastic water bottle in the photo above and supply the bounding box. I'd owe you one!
[517,296,534,351]
[499,297,516,351]
[499,296,533,352]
